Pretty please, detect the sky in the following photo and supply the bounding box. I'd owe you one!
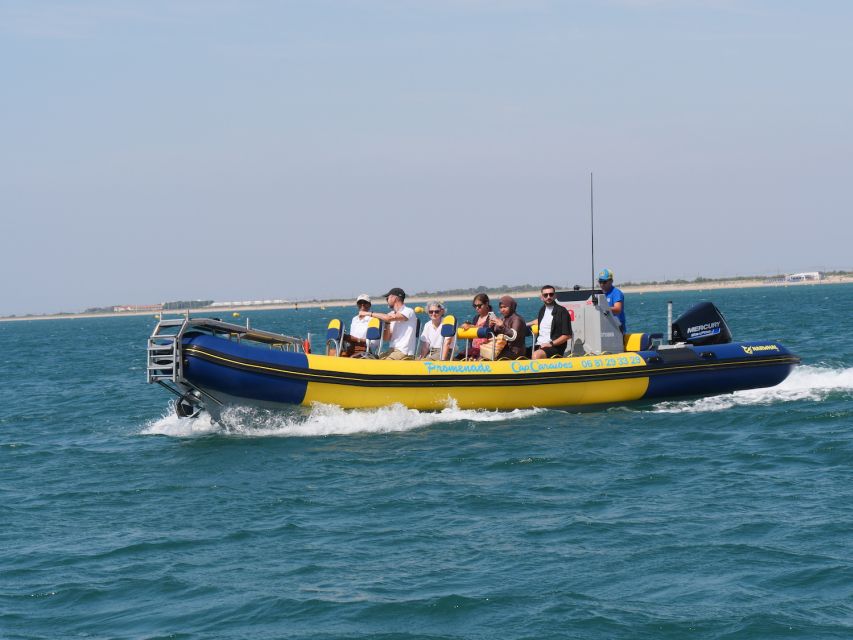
[1,0,851,316]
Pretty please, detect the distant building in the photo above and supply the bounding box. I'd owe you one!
[208,299,291,308]
[785,272,823,282]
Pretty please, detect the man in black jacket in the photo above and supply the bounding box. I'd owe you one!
[533,284,573,359]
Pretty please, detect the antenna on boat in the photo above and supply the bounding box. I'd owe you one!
[590,171,596,303]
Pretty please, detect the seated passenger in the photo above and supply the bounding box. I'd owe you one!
[460,293,495,359]
[489,295,527,359]
[419,302,455,360]
[533,284,572,359]
[360,287,417,360]
[341,294,379,356]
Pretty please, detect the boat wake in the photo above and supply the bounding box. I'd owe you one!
[141,401,543,438]
[649,364,853,413]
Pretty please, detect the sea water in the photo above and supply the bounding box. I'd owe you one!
[1,285,851,639]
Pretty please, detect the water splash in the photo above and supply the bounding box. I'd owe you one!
[650,364,853,413]
[140,405,220,437]
[141,401,542,438]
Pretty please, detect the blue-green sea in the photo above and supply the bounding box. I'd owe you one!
[2,285,852,639]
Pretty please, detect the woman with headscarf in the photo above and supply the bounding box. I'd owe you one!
[489,295,527,359]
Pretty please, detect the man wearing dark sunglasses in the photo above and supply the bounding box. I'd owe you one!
[360,287,417,359]
[533,285,572,359]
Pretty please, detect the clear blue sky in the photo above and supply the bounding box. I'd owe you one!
[1,1,850,315]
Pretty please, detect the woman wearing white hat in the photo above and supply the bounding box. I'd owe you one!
[343,294,379,356]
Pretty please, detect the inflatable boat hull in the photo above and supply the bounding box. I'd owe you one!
[179,332,798,413]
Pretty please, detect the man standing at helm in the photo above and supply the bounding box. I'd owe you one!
[598,268,626,332]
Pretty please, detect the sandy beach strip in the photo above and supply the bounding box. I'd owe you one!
[2,275,850,323]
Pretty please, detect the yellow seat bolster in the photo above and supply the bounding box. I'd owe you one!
[624,333,648,351]
[457,326,480,339]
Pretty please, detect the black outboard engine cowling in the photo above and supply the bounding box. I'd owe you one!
[671,302,733,346]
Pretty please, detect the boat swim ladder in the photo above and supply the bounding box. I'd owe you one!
[147,316,208,418]
[147,317,188,384]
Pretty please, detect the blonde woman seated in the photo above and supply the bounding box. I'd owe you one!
[419,302,456,360]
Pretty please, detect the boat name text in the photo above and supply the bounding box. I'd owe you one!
[741,344,780,355]
[423,362,493,374]
[511,355,643,373]
[423,355,643,375]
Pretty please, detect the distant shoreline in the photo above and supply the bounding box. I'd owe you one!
[2,275,850,323]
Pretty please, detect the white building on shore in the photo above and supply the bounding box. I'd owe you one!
[785,272,823,282]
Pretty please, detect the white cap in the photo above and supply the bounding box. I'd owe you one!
[356,293,371,303]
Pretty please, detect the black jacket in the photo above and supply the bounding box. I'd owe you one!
[537,304,573,341]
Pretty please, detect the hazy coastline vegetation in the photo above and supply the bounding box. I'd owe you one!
[415,271,851,297]
[3,272,850,320]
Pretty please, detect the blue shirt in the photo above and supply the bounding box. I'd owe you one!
[605,286,626,331]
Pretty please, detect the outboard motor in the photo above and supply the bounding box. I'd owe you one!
[671,302,733,346]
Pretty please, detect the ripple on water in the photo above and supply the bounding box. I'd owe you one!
[3,291,853,638]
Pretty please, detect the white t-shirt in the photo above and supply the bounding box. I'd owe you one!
[389,305,417,355]
[420,321,456,355]
[350,314,379,352]
[537,305,554,346]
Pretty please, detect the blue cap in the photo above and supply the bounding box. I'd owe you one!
[598,268,614,282]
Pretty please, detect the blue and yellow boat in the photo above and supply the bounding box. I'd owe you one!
[147,296,798,419]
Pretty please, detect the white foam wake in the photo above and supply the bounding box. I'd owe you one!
[140,406,221,437]
[650,364,853,413]
[141,401,543,438]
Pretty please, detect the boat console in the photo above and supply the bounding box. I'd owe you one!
[556,288,625,355]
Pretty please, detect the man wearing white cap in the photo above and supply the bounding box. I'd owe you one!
[343,294,379,356]
[598,268,626,332]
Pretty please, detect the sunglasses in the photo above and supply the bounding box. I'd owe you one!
[473,303,484,308]
[428,309,442,314]
[542,292,555,298]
